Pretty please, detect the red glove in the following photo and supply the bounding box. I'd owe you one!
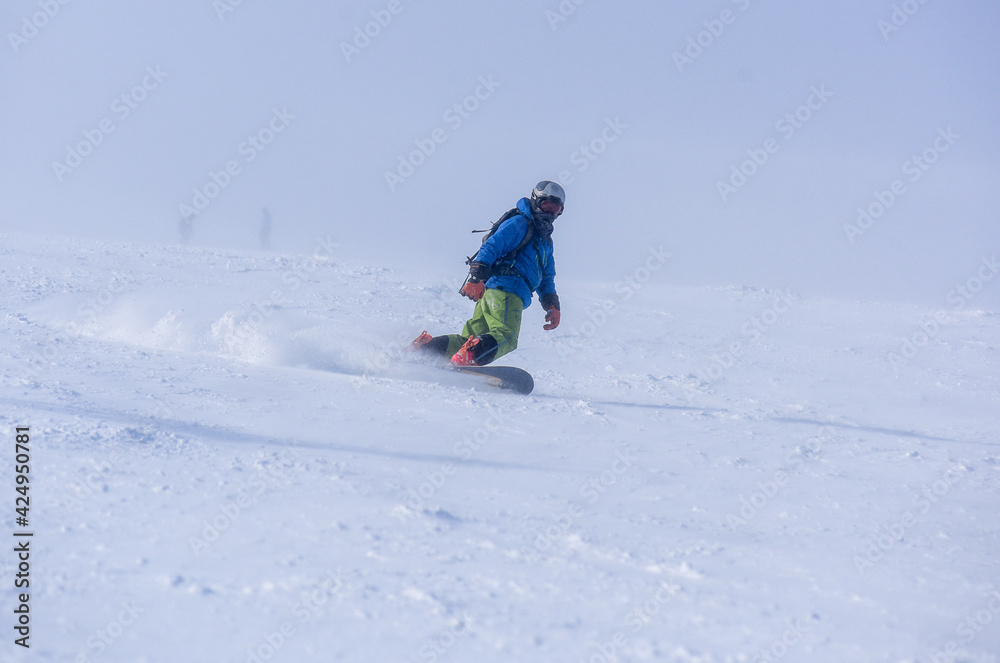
[461,281,486,301]
[543,305,560,330]
[541,293,560,330]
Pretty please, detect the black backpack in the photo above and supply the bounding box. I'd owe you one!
[465,208,535,268]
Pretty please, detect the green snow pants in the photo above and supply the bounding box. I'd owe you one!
[444,288,523,362]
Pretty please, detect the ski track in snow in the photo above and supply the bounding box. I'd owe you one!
[1,233,999,662]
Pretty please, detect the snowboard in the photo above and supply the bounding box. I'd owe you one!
[451,365,534,395]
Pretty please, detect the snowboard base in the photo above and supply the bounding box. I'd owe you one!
[452,365,534,395]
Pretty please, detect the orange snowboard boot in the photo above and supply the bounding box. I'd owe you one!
[450,336,482,366]
[408,331,434,352]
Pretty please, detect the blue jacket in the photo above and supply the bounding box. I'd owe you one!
[475,197,557,310]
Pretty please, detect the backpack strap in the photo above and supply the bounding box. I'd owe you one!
[460,213,536,295]
[466,209,533,266]
[490,222,534,284]
[472,208,521,239]
[508,222,534,259]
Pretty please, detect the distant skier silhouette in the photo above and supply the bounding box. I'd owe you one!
[260,207,272,250]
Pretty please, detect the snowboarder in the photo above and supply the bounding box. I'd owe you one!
[411,180,565,366]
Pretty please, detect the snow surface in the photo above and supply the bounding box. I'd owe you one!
[2,232,999,662]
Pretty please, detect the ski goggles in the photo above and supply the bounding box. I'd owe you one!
[537,197,564,214]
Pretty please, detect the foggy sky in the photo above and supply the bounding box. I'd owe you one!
[2,0,997,306]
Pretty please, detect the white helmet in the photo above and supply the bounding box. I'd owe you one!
[530,180,566,212]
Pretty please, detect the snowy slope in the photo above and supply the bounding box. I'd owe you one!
[2,233,999,663]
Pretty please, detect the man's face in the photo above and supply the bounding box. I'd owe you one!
[538,198,563,217]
